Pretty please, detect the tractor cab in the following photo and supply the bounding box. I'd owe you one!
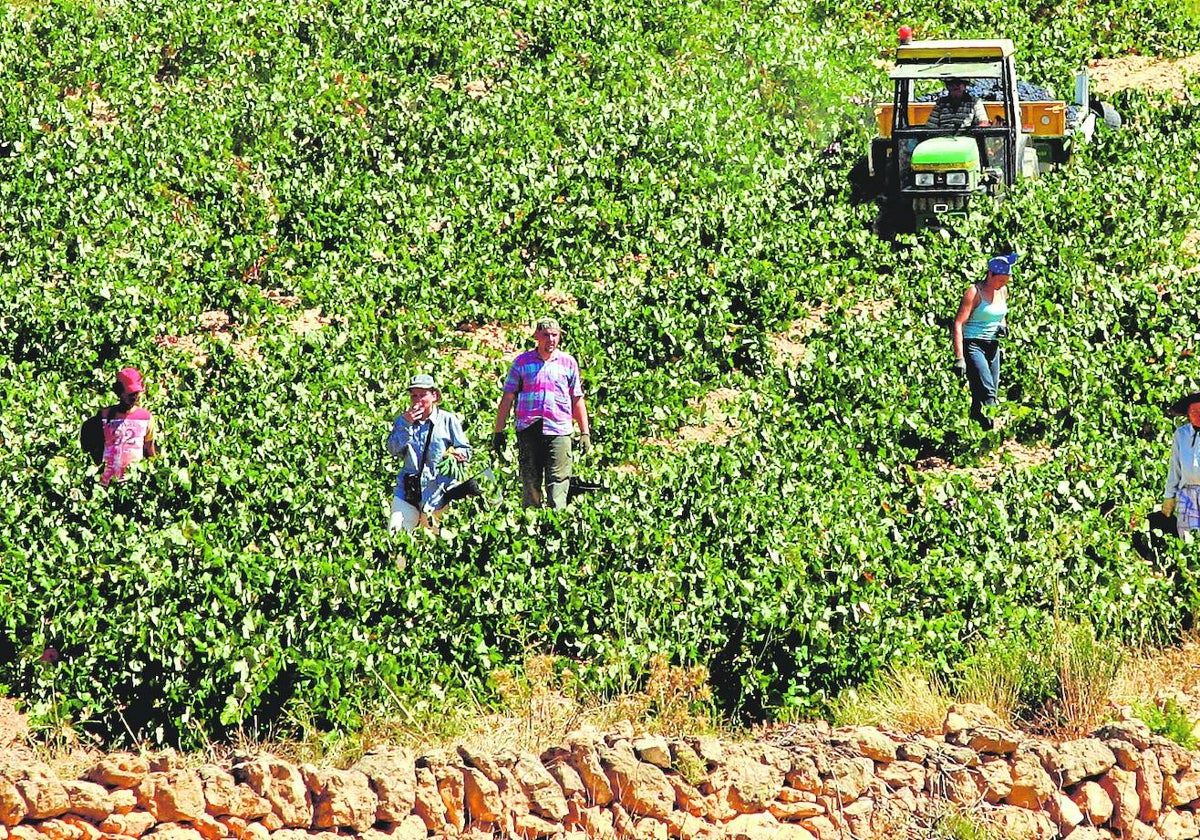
[871,38,1039,231]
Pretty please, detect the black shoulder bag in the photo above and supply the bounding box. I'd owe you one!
[402,420,434,507]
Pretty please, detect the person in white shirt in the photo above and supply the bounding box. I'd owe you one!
[1163,392,1200,537]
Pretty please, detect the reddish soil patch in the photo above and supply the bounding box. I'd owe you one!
[917,441,1055,489]
[1088,54,1200,102]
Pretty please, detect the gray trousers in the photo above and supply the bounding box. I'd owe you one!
[517,423,573,509]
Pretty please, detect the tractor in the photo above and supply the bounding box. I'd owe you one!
[869,29,1115,233]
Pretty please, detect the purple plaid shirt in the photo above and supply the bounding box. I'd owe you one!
[502,349,583,435]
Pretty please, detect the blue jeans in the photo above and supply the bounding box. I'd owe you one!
[964,338,1000,428]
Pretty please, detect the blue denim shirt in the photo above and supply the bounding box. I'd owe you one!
[1165,423,1200,499]
[386,408,472,512]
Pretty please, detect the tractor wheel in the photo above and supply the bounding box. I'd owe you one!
[874,199,914,238]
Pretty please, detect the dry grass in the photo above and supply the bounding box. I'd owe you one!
[1111,638,1200,740]
[13,641,1200,770]
[832,665,955,736]
[214,654,718,768]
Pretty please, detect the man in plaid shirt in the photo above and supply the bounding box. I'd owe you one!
[492,318,591,508]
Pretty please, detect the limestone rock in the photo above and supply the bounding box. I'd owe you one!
[546,759,585,803]
[632,737,671,770]
[61,781,114,821]
[784,756,821,794]
[1070,780,1114,825]
[974,755,1013,804]
[514,753,567,820]
[876,760,924,791]
[111,788,138,815]
[1046,792,1085,833]
[136,771,206,823]
[929,765,976,805]
[456,746,504,783]
[463,768,502,824]
[394,814,429,840]
[830,727,896,763]
[566,735,613,807]
[577,805,617,840]
[666,775,704,817]
[1049,739,1117,787]
[991,807,1056,839]
[13,765,69,820]
[800,815,839,840]
[688,737,724,766]
[188,812,225,840]
[35,817,86,840]
[147,753,187,774]
[305,768,377,832]
[1137,748,1163,823]
[1006,750,1055,809]
[725,811,813,840]
[819,757,872,804]
[1099,766,1140,832]
[513,811,560,839]
[631,815,668,840]
[1157,810,1200,840]
[98,810,157,837]
[1164,760,1200,807]
[1153,741,1194,777]
[233,757,311,828]
[352,747,416,823]
[410,766,445,834]
[142,822,202,840]
[430,761,466,833]
[598,742,673,819]
[88,754,150,789]
[0,777,26,826]
[943,703,1004,735]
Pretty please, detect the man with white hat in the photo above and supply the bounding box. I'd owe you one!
[386,373,472,532]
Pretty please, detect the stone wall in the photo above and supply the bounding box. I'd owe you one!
[1,706,1198,839]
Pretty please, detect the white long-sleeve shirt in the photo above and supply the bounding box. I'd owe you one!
[1164,423,1200,499]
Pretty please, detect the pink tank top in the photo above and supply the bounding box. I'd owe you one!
[101,407,154,485]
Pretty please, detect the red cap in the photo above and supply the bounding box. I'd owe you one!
[116,367,145,393]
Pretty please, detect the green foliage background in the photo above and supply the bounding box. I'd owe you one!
[3,0,1200,745]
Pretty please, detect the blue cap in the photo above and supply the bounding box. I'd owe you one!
[988,253,1019,275]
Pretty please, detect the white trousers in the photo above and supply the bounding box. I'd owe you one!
[389,496,443,533]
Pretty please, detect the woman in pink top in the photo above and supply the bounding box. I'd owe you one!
[99,367,157,484]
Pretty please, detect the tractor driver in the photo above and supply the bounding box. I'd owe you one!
[926,78,990,130]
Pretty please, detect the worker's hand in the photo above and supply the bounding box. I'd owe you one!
[1163,498,1177,518]
[403,404,429,424]
[578,433,593,455]
[952,358,967,380]
[491,431,507,456]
